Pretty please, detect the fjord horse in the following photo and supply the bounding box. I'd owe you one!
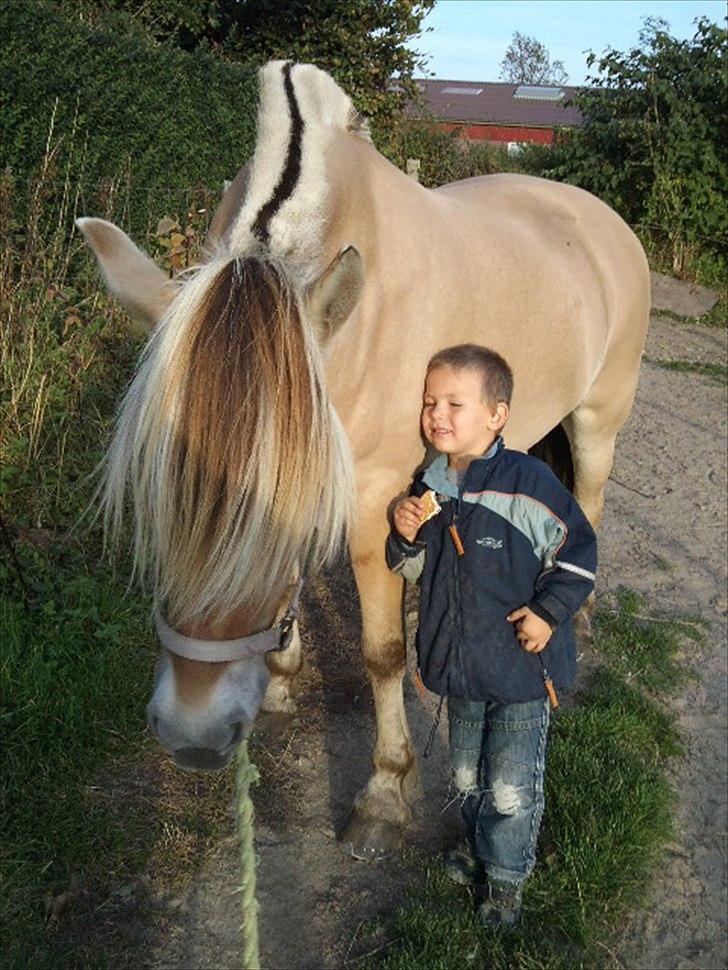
[78,61,649,859]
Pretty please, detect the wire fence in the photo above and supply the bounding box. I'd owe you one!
[6,173,726,250]
[3,169,724,290]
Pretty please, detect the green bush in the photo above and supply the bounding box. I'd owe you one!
[376,117,514,188]
[0,0,258,235]
[522,18,727,284]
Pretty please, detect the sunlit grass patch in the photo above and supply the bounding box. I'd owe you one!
[370,596,697,969]
[644,357,727,386]
[653,299,727,329]
[595,587,705,694]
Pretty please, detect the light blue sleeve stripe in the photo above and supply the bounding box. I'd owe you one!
[392,548,426,585]
[463,490,567,564]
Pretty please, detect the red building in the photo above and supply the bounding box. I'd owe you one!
[409,79,585,149]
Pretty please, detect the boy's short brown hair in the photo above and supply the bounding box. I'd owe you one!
[427,344,513,408]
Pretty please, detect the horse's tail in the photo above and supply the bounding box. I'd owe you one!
[103,255,354,625]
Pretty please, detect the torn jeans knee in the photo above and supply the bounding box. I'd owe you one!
[484,777,528,816]
[452,761,479,797]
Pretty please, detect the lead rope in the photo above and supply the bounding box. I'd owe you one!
[233,552,314,969]
[235,741,261,969]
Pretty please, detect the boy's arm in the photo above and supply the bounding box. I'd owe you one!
[386,530,426,585]
[528,478,598,628]
[385,480,428,585]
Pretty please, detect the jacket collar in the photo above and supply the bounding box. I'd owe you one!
[423,436,504,499]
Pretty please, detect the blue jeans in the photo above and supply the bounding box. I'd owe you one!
[448,694,550,887]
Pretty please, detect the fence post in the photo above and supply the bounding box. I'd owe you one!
[405,158,421,182]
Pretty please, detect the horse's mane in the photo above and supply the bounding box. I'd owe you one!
[103,255,354,626]
[229,60,370,283]
[102,61,369,625]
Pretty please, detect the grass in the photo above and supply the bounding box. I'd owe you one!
[1,139,719,967]
[364,592,699,969]
[0,159,229,968]
[1,546,151,968]
[644,358,727,387]
[652,299,727,329]
[594,587,705,693]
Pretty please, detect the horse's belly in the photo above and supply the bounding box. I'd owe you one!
[330,173,646,463]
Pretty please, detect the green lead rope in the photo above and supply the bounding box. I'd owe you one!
[235,741,261,970]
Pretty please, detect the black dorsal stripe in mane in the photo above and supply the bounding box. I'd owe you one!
[252,63,304,246]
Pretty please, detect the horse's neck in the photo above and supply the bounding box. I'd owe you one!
[323,131,433,268]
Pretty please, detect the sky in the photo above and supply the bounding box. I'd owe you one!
[411,0,726,84]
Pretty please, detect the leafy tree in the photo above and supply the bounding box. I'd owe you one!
[499,31,568,86]
[536,17,726,277]
[48,0,434,128]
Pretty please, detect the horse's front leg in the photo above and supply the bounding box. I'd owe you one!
[340,511,415,860]
[260,622,302,714]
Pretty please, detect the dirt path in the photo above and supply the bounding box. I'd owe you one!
[609,318,727,970]
[148,314,727,970]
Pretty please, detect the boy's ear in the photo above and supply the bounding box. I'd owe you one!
[488,402,509,430]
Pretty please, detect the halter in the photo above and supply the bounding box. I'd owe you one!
[154,577,304,663]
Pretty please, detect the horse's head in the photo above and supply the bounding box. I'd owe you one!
[78,216,363,769]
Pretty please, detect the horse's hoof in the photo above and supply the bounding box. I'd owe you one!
[253,709,294,738]
[260,679,297,714]
[339,811,402,862]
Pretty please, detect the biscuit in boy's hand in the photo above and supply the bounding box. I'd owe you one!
[419,489,441,524]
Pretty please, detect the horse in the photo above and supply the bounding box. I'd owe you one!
[77,61,649,860]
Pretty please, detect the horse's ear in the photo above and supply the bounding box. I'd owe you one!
[76,218,179,333]
[307,246,363,344]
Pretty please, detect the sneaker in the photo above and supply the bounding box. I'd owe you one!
[443,842,479,886]
[477,879,522,931]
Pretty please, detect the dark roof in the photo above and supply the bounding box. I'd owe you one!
[408,79,584,128]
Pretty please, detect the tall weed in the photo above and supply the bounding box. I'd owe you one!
[0,139,216,967]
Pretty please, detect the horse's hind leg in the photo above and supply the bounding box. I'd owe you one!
[564,256,649,534]
[560,407,619,642]
[562,346,642,638]
[562,406,617,532]
[341,511,415,860]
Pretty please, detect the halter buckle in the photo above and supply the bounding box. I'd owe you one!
[277,612,296,651]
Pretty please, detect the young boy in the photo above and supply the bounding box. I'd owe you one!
[386,344,597,931]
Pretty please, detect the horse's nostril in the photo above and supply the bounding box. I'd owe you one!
[151,715,159,733]
[230,721,244,745]
[174,747,231,771]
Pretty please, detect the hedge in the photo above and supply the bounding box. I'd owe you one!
[1,0,258,232]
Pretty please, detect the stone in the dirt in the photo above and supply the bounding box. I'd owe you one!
[650,271,719,318]
[254,825,281,846]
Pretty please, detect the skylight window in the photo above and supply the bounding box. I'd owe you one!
[514,85,564,101]
[441,86,483,96]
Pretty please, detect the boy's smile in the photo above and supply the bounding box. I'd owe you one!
[422,365,508,469]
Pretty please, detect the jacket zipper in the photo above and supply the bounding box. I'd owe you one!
[451,494,466,697]
[451,454,498,699]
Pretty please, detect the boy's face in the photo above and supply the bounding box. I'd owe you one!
[422,365,507,465]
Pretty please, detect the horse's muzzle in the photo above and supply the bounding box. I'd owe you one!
[173,746,234,771]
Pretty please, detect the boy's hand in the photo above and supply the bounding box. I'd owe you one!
[393,496,425,544]
[506,606,554,653]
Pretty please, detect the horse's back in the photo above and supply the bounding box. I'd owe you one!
[331,166,649,459]
[427,171,650,370]
[433,172,648,300]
